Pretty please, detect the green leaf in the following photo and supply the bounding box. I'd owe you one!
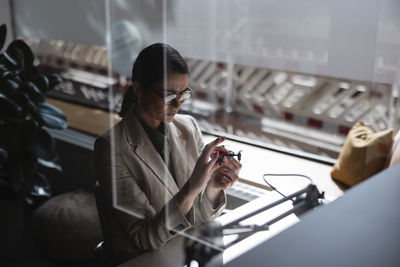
[19,120,55,161]
[30,173,52,198]
[32,128,55,160]
[1,69,13,80]
[30,74,50,93]
[0,147,8,164]
[38,158,62,172]
[1,70,23,87]
[11,70,23,84]
[0,147,8,179]
[8,92,37,117]
[0,119,21,151]
[3,51,19,69]
[19,119,38,148]
[8,151,37,196]
[4,78,21,94]
[46,73,62,89]
[37,102,66,120]
[36,102,67,129]
[0,93,22,119]
[22,82,45,103]
[0,64,7,75]
[5,39,34,70]
[38,112,68,129]
[0,180,14,198]
[0,24,6,51]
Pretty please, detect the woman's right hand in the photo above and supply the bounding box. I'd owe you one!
[177,137,225,215]
[187,136,226,195]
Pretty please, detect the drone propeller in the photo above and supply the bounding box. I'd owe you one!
[236,150,242,161]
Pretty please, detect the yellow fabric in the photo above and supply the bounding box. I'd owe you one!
[388,130,400,167]
[331,121,393,188]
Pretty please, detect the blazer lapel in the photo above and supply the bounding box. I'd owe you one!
[169,123,191,189]
[122,108,179,195]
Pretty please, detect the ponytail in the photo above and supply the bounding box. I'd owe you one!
[118,85,138,117]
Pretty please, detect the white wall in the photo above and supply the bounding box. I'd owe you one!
[11,0,400,84]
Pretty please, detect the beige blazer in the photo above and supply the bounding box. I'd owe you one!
[94,107,226,262]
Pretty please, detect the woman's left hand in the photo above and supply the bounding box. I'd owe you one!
[211,156,241,189]
[205,156,242,203]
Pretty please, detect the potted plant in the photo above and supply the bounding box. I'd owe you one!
[0,24,68,258]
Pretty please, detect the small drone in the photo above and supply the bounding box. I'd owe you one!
[217,149,242,165]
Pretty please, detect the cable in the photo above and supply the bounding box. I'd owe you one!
[262,173,313,203]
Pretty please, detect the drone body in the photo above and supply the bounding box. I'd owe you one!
[217,149,242,165]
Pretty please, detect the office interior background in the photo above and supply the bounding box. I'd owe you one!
[0,0,399,266]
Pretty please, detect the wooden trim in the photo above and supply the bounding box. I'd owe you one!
[47,98,120,136]
[238,178,273,191]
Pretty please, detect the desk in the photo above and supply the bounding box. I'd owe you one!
[225,163,400,267]
[119,164,400,267]
[202,135,343,201]
[119,190,300,267]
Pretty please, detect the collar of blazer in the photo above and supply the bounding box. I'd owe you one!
[121,106,190,195]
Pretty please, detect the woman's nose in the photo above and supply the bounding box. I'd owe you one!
[170,98,182,108]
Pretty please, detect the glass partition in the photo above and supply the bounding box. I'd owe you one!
[18,0,399,160]
[10,0,400,264]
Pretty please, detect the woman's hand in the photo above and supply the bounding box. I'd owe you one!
[205,156,242,203]
[187,136,226,194]
[177,137,226,215]
[210,156,242,189]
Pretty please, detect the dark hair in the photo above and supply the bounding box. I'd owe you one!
[118,43,189,117]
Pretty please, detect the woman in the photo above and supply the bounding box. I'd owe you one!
[94,43,241,262]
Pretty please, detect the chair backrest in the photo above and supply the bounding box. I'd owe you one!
[94,180,113,256]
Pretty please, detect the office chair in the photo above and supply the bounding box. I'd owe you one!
[94,180,118,267]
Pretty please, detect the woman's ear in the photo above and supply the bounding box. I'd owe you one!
[132,81,143,98]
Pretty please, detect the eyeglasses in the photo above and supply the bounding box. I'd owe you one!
[150,86,193,104]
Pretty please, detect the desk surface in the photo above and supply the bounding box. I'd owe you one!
[119,190,300,267]
[225,163,400,267]
[119,164,400,267]
[202,135,342,200]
